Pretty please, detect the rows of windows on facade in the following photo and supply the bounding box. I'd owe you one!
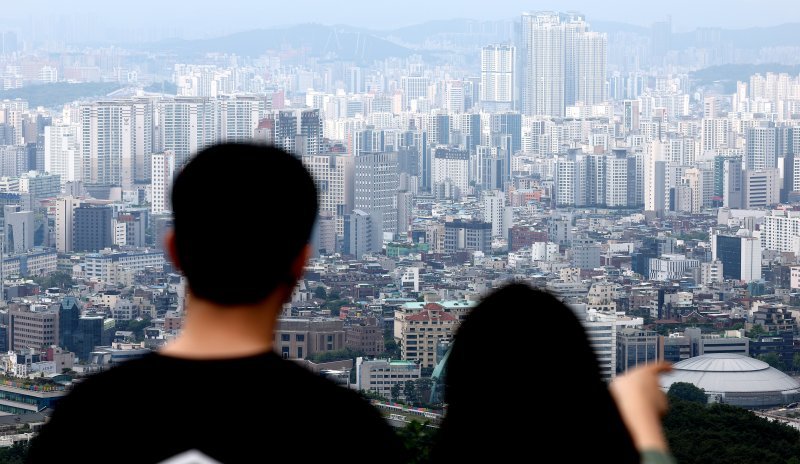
[0,8,797,438]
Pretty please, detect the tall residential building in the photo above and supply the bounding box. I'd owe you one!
[302,153,354,237]
[158,97,219,168]
[520,12,565,117]
[480,44,515,112]
[80,99,153,188]
[354,152,399,237]
[712,233,762,283]
[745,124,778,171]
[574,30,608,106]
[762,210,800,253]
[151,151,176,215]
[520,12,607,117]
[44,123,80,184]
[218,96,266,144]
[256,109,321,156]
[55,196,82,253]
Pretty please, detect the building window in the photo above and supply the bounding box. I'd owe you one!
[281,334,290,342]
[281,346,290,359]
[296,334,305,342]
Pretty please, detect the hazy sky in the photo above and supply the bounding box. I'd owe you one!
[3,0,799,36]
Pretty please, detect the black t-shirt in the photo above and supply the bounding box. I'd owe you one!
[26,352,406,463]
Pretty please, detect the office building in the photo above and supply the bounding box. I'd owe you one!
[55,196,82,253]
[3,205,33,254]
[73,205,113,252]
[8,304,59,352]
[355,358,421,401]
[343,209,382,258]
[345,318,383,357]
[354,152,398,237]
[711,233,762,282]
[743,169,780,209]
[274,317,344,360]
[617,328,659,373]
[444,220,492,254]
[648,254,700,281]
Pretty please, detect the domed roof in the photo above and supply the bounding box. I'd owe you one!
[672,353,769,372]
[660,354,800,395]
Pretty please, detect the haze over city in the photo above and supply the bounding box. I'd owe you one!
[0,1,800,463]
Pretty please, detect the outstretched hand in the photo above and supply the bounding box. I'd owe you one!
[609,362,673,453]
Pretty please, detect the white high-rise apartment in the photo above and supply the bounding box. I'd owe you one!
[151,151,176,215]
[575,31,608,106]
[44,123,80,184]
[520,12,565,117]
[80,99,152,188]
[520,12,607,117]
[301,153,354,237]
[218,96,266,143]
[158,97,219,168]
[604,153,628,208]
[480,44,515,112]
[745,124,778,171]
[762,210,800,252]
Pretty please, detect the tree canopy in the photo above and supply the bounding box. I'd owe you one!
[665,396,800,464]
[667,382,707,404]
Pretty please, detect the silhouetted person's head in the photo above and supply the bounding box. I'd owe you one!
[433,283,640,463]
[168,143,318,306]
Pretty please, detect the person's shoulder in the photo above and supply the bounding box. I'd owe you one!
[67,353,160,394]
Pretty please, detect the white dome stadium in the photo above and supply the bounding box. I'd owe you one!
[660,354,800,408]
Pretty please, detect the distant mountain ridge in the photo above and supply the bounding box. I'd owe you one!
[144,23,415,63]
[140,19,800,61]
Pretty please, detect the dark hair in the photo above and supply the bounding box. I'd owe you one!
[432,283,640,463]
[170,143,318,305]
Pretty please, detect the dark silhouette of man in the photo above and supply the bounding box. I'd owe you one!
[27,143,404,464]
